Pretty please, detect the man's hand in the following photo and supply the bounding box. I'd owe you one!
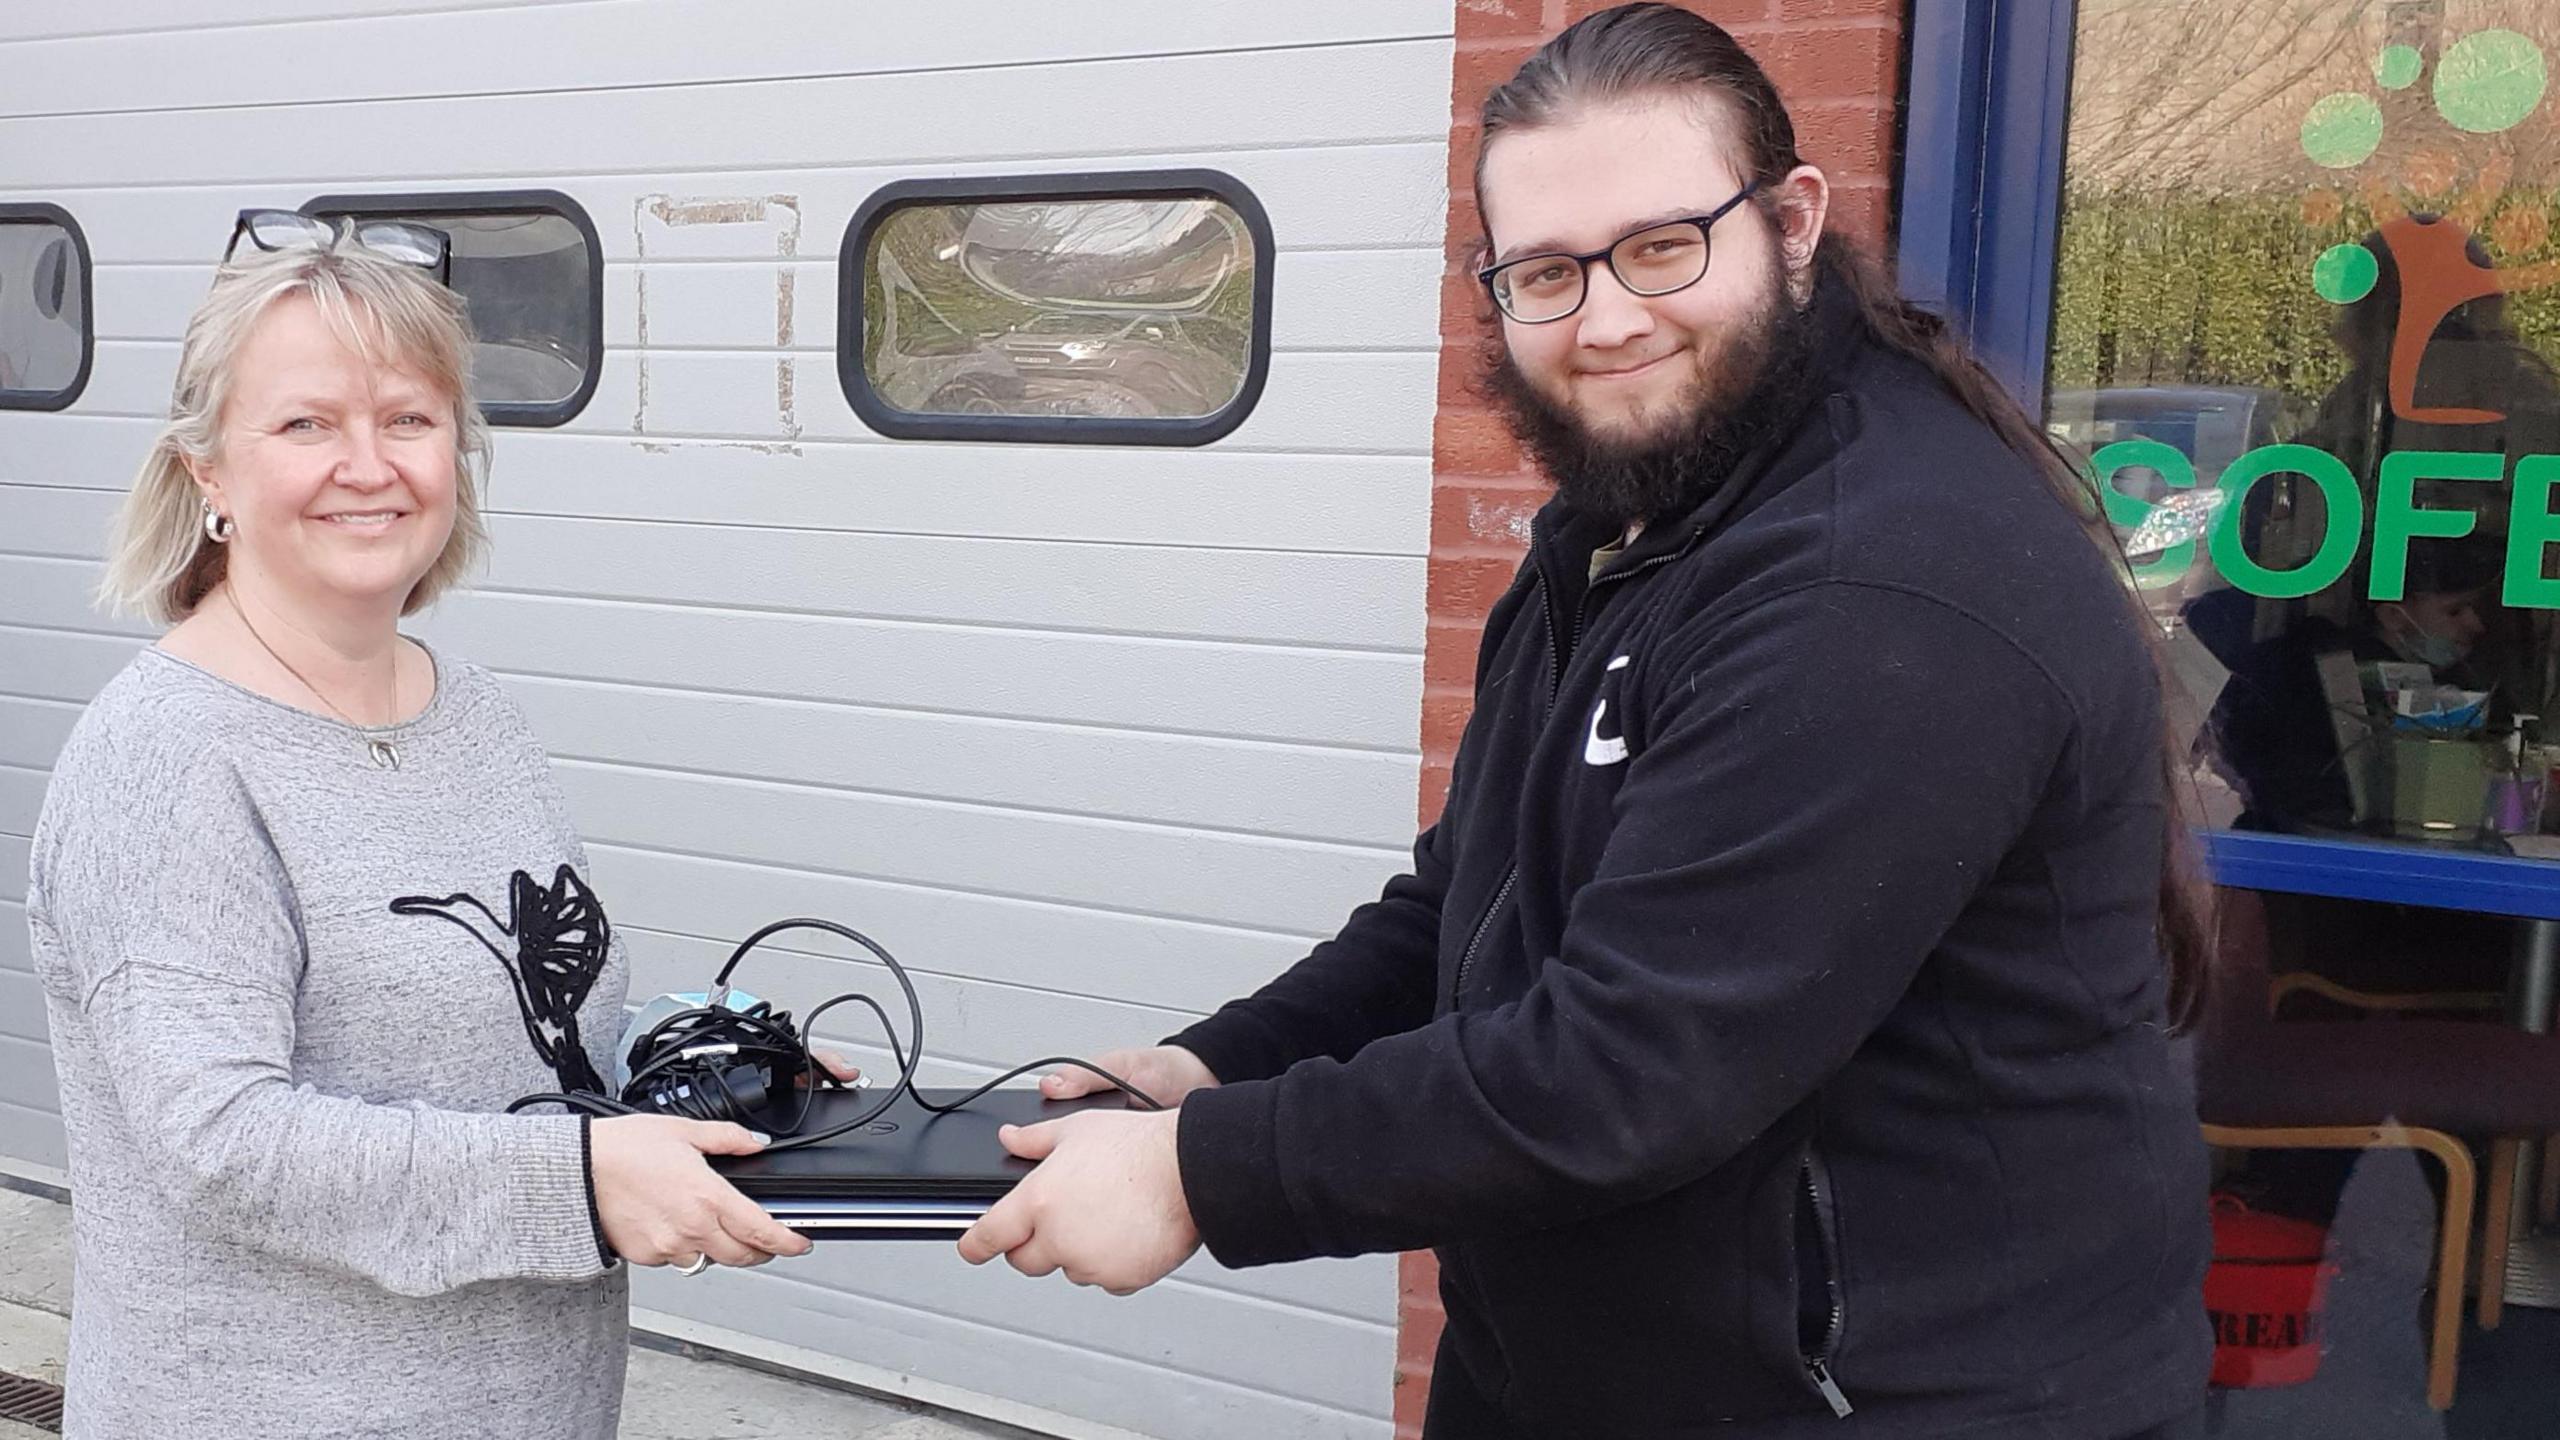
[804,1047,863,1088]
[955,1108,1199,1295]
[1039,1045,1219,1108]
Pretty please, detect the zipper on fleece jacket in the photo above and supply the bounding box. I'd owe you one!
[1445,543,1683,1009]
[1801,1148,1853,1418]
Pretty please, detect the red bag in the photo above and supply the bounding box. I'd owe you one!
[2204,1193,2337,1388]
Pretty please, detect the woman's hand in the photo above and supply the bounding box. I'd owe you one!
[589,1116,810,1269]
[1039,1045,1220,1109]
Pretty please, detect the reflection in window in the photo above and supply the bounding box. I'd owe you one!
[0,206,89,409]
[845,175,1269,443]
[306,192,600,425]
[2050,4,2560,852]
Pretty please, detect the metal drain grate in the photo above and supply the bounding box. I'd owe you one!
[0,1372,62,1430]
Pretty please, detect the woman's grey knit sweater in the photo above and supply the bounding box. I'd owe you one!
[26,645,629,1438]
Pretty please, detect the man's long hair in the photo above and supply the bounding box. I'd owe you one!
[1477,2,2212,1025]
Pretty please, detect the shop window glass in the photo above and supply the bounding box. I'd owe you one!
[2050,5,2560,854]
[838,170,1273,445]
[0,204,91,410]
[304,190,601,426]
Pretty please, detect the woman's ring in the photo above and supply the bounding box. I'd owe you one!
[675,1253,713,1277]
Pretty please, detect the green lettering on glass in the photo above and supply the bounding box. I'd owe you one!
[2089,439,2196,587]
[2369,450,2501,600]
[2211,445,2363,599]
[2507,456,2560,609]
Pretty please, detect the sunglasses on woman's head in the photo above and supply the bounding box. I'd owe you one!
[223,209,452,285]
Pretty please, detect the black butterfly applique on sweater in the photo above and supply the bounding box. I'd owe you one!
[390,865,613,1096]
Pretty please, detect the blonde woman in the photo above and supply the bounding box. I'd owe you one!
[25,219,809,1439]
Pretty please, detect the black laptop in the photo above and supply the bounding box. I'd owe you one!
[710,1086,1132,1238]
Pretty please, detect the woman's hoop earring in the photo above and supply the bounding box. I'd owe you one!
[202,501,235,544]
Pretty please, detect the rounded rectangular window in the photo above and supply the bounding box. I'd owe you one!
[303,190,601,426]
[0,204,92,410]
[838,170,1273,445]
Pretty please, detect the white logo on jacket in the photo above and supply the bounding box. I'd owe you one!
[1584,654,1632,766]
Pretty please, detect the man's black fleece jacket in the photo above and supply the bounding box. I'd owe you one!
[1167,288,2212,1438]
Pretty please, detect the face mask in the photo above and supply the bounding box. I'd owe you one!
[2386,613,2468,669]
[2409,627,2467,668]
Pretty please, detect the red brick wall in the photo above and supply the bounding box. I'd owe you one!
[1400,0,1906,1430]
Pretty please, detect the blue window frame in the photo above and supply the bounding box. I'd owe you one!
[1895,0,2077,413]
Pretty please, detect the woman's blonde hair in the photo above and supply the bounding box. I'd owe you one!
[99,232,493,623]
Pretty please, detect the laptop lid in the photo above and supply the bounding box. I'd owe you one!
[711,1086,1135,1199]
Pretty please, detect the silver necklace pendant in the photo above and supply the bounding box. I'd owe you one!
[368,739,402,771]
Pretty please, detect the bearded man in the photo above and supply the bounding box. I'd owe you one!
[960,7,2215,1437]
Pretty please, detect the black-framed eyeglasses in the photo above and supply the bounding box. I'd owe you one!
[1478,181,1764,325]
[223,209,452,286]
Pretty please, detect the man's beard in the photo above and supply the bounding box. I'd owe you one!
[1486,256,1823,531]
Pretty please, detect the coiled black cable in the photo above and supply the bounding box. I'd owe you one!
[505,916,1163,1145]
